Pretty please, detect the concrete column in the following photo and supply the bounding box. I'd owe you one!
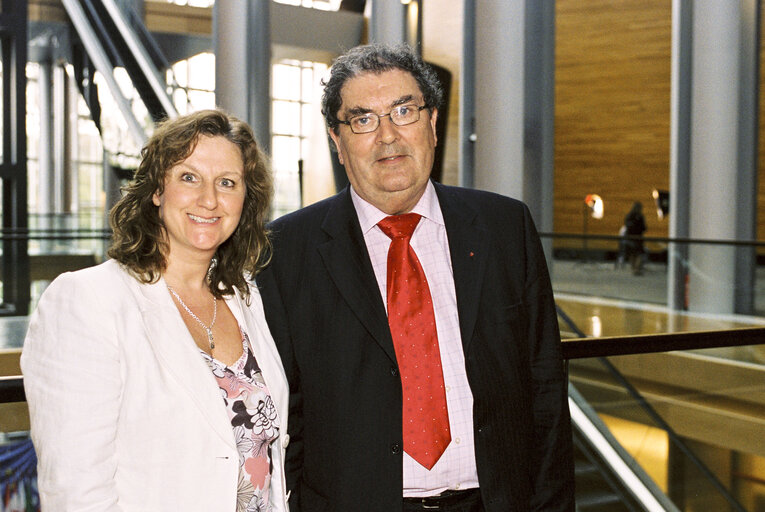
[404,1,422,49]
[67,66,80,213]
[472,0,555,244]
[686,0,758,314]
[369,0,406,44]
[214,0,271,154]
[459,0,476,189]
[53,62,68,215]
[668,0,692,311]
[733,0,760,314]
[38,47,54,217]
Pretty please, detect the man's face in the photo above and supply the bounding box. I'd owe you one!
[329,69,438,215]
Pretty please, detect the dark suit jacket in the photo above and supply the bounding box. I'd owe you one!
[257,182,574,512]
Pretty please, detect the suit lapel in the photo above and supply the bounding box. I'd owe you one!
[317,190,398,363]
[131,275,235,448]
[435,183,489,352]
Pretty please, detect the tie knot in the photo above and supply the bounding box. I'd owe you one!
[378,213,422,240]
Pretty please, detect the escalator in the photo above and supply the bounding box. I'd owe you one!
[569,385,678,512]
[558,305,750,512]
[62,0,178,173]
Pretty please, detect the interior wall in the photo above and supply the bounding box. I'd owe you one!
[554,0,672,248]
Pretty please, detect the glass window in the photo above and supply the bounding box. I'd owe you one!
[273,64,302,100]
[171,60,188,88]
[187,89,215,110]
[273,100,302,136]
[270,60,331,216]
[273,0,342,9]
[172,88,189,113]
[26,63,40,211]
[157,0,214,7]
[271,135,301,218]
[187,53,215,91]
[169,52,215,114]
[272,135,301,173]
[75,92,105,213]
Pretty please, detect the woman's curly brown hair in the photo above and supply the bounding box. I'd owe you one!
[107,109,273,300]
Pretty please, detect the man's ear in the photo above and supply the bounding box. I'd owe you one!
[329,128,344,165]
[429,108,438,146]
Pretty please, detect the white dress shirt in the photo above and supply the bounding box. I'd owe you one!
[351,182,479,497]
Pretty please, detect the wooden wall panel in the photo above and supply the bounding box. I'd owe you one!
[555,0,671,248]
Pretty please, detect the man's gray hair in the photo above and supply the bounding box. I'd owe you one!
[321,43,443,135]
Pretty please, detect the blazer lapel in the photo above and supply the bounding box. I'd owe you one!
[131,276,235,448]
[435,183,489,352]
[226,290,289,425]
[317,190,398,363]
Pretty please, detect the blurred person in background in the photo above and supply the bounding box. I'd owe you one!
[623,201,647,275]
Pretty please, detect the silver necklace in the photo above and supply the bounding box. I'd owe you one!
[167,286,217,350]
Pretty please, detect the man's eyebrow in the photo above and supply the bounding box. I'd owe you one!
[343,94,418,117]
[345,106,374,117]
[390,94,416,108]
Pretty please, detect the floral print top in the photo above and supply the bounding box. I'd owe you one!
[201,330,280,512]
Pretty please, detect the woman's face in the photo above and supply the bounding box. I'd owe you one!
[152,135,246,263]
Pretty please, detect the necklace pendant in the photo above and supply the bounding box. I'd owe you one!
[208,332,215,350]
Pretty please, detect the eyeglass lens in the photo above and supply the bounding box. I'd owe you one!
[349,104,422,133]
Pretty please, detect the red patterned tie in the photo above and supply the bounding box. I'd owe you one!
[378,213,451,470]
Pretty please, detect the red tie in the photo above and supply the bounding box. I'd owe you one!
[378,213,451,470]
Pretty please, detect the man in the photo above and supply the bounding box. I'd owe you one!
[258,43,574,512]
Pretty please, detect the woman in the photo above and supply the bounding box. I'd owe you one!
[21,110,289,511]
[623,201,647,275]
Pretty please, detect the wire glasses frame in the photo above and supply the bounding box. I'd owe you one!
[337,104,429,134]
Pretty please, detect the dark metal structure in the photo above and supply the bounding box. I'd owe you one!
[0,0,29,316]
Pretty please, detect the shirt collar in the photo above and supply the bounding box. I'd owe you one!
[350,181,444,235]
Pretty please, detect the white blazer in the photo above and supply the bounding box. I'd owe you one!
[21,259,290,512]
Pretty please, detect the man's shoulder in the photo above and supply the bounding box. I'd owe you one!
[435,183,528,215]
[269,191,343,230]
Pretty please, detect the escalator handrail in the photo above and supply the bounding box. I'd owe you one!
[61,0,147,146]
[117,0,183,92]
[100,0,178,120]
[568,385,680,512]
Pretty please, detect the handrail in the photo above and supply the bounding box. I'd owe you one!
[0,376,25,403]
[561,327,765,359]
[541,231,765,248]
[61,0,148,146]
[0,229,111,241]
[101,0,178,119]
[4,328,762,404]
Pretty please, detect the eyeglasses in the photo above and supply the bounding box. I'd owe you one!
[338,104,428,134]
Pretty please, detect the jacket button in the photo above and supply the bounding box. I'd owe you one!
[390,443,401,454]
[390,366,399,376]
[282,434,290,448]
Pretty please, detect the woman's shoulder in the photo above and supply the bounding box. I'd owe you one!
[47,258,124,285]
[41,259,136,305]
